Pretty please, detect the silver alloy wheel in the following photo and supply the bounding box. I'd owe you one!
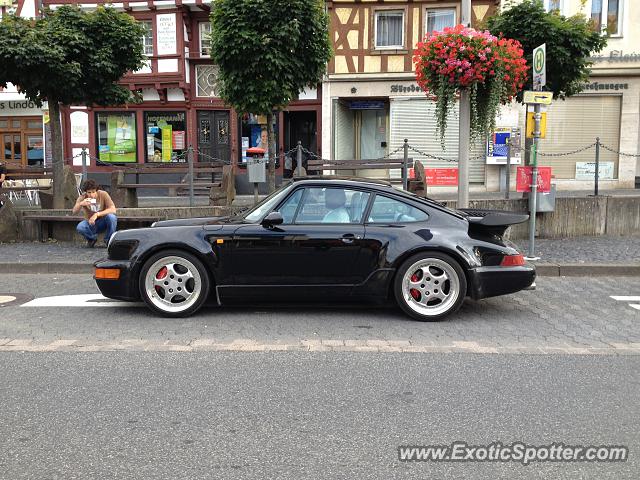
[143,256,202,314]
[401,258,460,317]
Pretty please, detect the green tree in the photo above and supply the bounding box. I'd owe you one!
[486,0,607,99]
[210,0,332,192]
[0,6,146,208]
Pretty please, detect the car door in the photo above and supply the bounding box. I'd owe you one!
[231,186,371,296]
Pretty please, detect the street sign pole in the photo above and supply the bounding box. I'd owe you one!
[458,0,472,209]
[527,44,546,260]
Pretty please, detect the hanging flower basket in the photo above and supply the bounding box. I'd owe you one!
[413,24,528,143]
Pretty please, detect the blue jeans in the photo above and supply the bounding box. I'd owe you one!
[76,214,117,242]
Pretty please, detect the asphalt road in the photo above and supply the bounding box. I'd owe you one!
[0,274,639,479]
[0,352,638,479]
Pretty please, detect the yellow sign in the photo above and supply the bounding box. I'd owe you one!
[523,91,553,105]
[526,112,547,139]
[161,125,172,162]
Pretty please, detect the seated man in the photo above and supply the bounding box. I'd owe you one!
[322,189,350,223]
[73,179,117,248]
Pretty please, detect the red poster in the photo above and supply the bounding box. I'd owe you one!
[516,166,552,193]
[425,168,459,186]
[172,131,185,150]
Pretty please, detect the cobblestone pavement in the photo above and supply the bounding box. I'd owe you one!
[0,274,638,354]
[1,234,639,265]
[518,234,640,264]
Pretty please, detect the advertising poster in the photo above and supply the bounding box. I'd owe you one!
[156,14,177,56]
[575,162,614,180]
[99,114,136,163]
[425,168,459,186]
[516,166,552,193]
[161,125,173,162]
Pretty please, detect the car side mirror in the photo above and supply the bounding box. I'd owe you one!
[261,211,284,227]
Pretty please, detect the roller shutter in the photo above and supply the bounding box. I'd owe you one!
[523,95,621,179]
[333,99,355,160]
[389,97,485,183]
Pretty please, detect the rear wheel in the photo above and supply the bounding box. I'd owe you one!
[139,250,210,317]
[394,252,466,321]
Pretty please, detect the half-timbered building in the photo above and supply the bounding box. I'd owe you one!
[21,0,323,194]
[323,0,498,187]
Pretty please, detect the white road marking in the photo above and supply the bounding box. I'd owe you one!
[610,296,640,312]
[0,295,17,304]
[21,294,143,308]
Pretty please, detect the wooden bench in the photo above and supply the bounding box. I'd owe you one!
[22,214,161,242]
[110,163,234,208]
[307,158,413,188]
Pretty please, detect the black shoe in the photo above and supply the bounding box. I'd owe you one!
[87,239,97,248]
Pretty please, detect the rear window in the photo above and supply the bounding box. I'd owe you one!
[367,195,428,223]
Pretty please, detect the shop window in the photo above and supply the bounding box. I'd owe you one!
[426,8,456,34]
[591,0,622,36]
[27,135,44,166]
[375,11,404,49]
[144,111,187,163]
[96,112,137,163]
[196,65,220,97]
[544,0,563,13]
[200,22,211,56]
[141,21,153,56]
[239,113,278,165]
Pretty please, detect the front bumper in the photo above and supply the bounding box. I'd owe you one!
[467,265,536,300]
[93,259,138,301]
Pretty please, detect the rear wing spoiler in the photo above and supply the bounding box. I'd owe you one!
[458,209,529,227]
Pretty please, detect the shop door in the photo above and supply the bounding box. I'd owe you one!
[284,111,317,176]
[358,109,387,160]
[197,111,230,163]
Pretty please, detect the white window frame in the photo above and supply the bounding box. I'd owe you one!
[425,8,457,35]
[544,0,564,14]
[374,10,405,50]
[141,21,153,56]
[199,22,211,57]
[590,0,624,37]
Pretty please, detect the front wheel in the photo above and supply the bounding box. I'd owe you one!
[394,252,466,321]
[139,250,210,317]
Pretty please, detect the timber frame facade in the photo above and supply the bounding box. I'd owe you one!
[13,0,323,194]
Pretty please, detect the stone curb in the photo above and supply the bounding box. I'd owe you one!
[0,262,639,276]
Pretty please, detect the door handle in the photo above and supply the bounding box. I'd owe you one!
[341,233,356,244]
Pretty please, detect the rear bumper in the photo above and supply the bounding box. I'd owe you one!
[93,259,138,301]
[467,265,536,300]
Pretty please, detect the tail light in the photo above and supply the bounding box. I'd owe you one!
[500,254,525,267]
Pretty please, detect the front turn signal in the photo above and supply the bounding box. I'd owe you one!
[500,254,526,267]
[95,268,121,280]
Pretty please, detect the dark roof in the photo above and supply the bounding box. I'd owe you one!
[288,176,393,187]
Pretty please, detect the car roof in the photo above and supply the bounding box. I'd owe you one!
[288,176,394,188]
[285,176,465,219]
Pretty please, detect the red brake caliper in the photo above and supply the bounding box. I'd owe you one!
[155,266,168,294]
[409,271,421,300]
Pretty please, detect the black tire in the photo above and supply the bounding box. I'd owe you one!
[393,251,467,322]
[139,249,210,317]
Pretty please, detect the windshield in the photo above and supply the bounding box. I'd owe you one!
[242,183,294,222]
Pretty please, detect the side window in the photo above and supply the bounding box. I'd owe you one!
[367,195,428,223]
[295,187,371,224]
[278,188,304,224]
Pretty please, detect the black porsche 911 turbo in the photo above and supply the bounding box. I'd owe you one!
[94,177,535,321]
